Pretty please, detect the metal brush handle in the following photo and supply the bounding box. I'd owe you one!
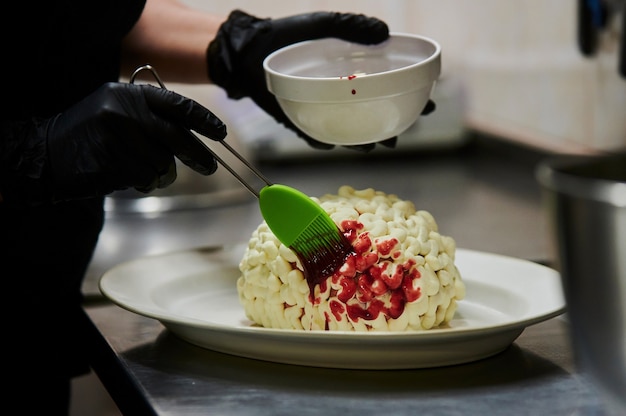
[129,64,273,198]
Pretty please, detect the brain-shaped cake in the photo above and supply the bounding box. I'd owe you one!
[237,186,465,331]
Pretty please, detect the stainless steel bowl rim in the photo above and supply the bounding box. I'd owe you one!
[536,156,626,207]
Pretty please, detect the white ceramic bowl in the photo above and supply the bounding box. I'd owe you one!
[263,33,441,145]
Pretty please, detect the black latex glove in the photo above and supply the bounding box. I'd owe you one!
[40,82,226,202]
[207,10,435,152]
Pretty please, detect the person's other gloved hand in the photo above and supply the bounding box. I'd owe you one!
[207,10,434,152]
[41,82,226,202]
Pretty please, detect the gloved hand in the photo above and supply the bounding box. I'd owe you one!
[207,10,434,152]
[41,82,226,202]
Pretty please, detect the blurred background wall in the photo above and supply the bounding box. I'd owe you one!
[177,0,625,155]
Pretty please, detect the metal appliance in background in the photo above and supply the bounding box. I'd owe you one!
[578,0,626,77]
[537,153,626,415]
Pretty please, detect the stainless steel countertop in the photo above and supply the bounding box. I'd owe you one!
[84,306,606,416]
[81,137,616,415]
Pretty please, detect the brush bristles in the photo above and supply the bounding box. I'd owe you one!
[290,214,354,285]
[291,215,343,256]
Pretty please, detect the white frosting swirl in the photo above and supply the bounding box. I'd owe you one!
[237,186,465,331]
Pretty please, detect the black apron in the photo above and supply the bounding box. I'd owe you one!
[1,0,146,380]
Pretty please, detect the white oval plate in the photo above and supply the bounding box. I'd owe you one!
[100,244,565,369]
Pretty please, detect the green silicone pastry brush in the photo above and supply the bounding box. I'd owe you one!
[130,65,355,288]
[259,184,354,291]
